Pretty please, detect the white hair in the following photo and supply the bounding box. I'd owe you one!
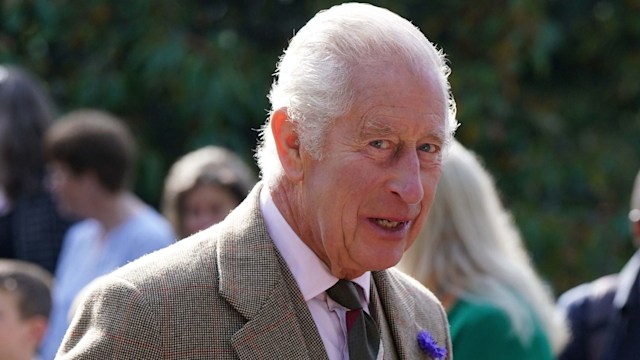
[255,2,458,187]
[397,140,569,354]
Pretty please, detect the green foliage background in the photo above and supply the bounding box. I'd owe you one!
[2,0,639,294]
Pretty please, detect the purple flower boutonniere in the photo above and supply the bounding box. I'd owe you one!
[417,330,447,359]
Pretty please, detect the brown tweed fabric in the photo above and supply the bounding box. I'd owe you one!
[57,183,451,359]
[372,269,453,359]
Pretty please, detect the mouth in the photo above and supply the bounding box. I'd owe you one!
[373,218,409,230]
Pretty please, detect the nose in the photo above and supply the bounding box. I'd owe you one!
[388,150,424,205]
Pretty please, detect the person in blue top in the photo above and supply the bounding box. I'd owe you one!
[39,109,175,359]
[397,140,569,360]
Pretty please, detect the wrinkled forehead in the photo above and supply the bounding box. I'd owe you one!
[358,115,447,144]
[351,59,447,113]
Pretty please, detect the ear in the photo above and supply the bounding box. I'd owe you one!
[271,107,304,182]
[26,316,48,347]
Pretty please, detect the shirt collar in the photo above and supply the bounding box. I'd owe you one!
[259,188,371,303]
[614,249,640,309]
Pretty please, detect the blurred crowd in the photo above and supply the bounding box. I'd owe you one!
[0,64,257,360]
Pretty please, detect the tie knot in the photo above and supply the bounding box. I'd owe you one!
[326,279,362,310]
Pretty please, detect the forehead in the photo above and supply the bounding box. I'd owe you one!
[345,60,447,140]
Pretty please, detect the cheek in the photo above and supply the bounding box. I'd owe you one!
[407,212,428,246]
[422,163,442,185]
[406,177,439,243]
[419,168,441,206]
[182,213,199,227]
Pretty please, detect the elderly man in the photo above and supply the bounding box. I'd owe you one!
[57,3,458,359]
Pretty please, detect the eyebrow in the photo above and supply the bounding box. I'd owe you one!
[359,117,448,146]
[359,119,395,138]
[428,127,447,146]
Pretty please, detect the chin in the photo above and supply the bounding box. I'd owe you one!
[366,255,403,272]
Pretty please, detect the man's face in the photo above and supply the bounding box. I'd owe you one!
[47,162,92,218]
[297,60,448,279]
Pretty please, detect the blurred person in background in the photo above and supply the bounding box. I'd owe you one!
[0,259,53,360]
[39,109,175,359]
[0,65,73,274]
[557,169,640,360]
[162,145,256,238]
[397,140,568,360]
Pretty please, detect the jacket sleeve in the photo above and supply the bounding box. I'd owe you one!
[56,275,163,359]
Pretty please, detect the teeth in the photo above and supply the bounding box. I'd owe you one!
[376,219,401,228]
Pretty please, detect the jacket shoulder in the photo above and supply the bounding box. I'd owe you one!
[558,274,618,320]
[382,267,442,304]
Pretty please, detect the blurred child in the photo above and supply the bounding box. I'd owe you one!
[162,146,256,238]
[0,259,53,360]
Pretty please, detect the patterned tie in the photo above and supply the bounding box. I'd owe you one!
[326,279,380,360]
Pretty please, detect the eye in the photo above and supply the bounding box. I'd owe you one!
[369,140,389,149]
[418,143,438,153]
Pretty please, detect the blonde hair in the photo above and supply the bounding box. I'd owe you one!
[397,140,568,353]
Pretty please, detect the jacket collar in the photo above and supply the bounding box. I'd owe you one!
[614,249,640,309]
[217,183,328,359]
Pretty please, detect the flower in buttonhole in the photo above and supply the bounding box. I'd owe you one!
[417,330,447,359]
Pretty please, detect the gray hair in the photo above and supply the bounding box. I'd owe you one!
[255,3,457,187]
[397,140,569,354]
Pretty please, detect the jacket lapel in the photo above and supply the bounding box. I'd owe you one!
[371,279,399,360]
[217,184,328,360]
[373,270,448,359]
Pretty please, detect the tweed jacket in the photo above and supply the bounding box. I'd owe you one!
[57,184,452,359]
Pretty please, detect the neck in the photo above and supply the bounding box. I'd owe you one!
[269,181,365,280]
[270,180,329,264]
[270,181,303,238]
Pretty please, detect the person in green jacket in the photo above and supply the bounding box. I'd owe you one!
[397,140,569,359]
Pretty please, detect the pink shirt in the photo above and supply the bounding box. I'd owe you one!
[259,188,372,360]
